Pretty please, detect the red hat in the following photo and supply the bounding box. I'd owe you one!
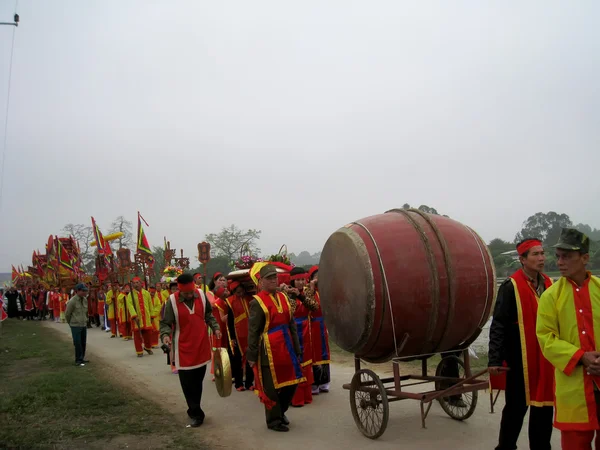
[132,277,142,282]
[308,265,319,280]
[277,272,291,286]
[229,280,241,292]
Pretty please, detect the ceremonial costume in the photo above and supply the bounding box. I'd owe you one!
[60,292,68,323]
[52,291,61,322]
[489,263,554,450]
[289,269,319,407]
[247,264,304,431]
[24,290,33,319]
[105,288,118,337]
[206,288,229,378]
[537,229,600,449]
[160,277,220,427]
[126,287,154,356]
[149,288,162,348]
[226,284,254,390]
[117,292,132,339]
[46,290,54,320]
[97,291,106,331]
[306,266,331,394]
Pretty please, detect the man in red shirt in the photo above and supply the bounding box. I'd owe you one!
[160,273,221,428]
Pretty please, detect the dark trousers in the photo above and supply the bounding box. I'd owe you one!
[178,365,207,421]
[70,326,87,364]
[312,363,330,387]
[231,350,255,389]
[496,365,553,450]
[261,365,297,428]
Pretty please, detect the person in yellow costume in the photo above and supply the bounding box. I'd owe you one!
[105,283,119,338]
[117,284,132,340]
[537,228,600,450]
[126,277,155,357]
[149,285,162,348]
[156,282,169,304]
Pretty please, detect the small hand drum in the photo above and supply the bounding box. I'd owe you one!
[213,347,232,397]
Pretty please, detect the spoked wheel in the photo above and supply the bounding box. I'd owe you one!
[435,356,477,421]
[349,368,389,439]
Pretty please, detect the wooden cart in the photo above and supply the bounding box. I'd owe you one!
[343,349,491,439]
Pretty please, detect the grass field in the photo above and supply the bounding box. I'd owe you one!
[0,320,206,450]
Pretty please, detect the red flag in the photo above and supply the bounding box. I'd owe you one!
[137,212,152,256]
[11,265,18,281]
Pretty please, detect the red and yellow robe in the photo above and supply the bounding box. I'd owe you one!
[537,274,600,431]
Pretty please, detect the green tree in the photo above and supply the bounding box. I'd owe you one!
[488,238,514,257]
[574,223,600,241]
[515,212,572,245]
[150,246,166,283]
[205,225,261,261]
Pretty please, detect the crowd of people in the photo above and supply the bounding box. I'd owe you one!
[2,263,331,432]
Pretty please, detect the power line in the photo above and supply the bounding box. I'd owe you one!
[0,0,19,216]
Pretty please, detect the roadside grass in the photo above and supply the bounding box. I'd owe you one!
[0,320,205,450]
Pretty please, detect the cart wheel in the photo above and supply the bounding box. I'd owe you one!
[349,368,389,439]
[435,356,478,421]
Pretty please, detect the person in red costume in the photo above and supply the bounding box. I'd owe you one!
[160,273,221,428]
[206,272,230,381]
[488,238,554,450]
[287,267,319,408]
[247,264,305,432]
[305,266,331,394]
[226,281,254,391]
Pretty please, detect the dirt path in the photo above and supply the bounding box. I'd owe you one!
[46,322,560,449]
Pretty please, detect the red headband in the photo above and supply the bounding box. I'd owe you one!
[193,273,202,280]
[132,277,141,282]
[516,239,542,255]
[177,282,196,293]
[229,281,241,292]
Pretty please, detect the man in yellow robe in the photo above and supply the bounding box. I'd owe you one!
[126,277,155,357]
[537,228,600,449]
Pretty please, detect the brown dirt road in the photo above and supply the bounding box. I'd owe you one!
[46,322,560,450]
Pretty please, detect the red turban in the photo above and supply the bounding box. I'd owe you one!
[516,239,542,255]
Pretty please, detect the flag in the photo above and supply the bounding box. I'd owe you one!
[137,212,152,255]
[91,217,106,256]
[57,239,74,272]
[11,265,19,281]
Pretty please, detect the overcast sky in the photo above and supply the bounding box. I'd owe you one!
[0,1,598,272]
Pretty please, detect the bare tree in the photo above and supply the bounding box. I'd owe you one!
[108,216,134,249]
[61,223,95,273]
[205,225,261,261]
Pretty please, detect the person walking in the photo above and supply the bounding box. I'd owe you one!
[65,283,90,367]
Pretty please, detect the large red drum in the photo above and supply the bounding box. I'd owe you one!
[319,209,496,363]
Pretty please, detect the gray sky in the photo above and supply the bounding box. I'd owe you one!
[0,1,599,272]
